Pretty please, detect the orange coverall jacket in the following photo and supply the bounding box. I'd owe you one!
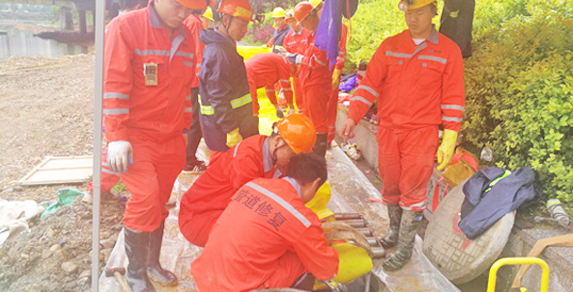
[182,14,204,88]
[192,178,339,292]
[245,53,294,114]
[179,135,284,245]
[103,5,195,142]
[347,28,465,132]
[283,27,310,55]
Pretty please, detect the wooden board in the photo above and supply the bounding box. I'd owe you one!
[18,156,93,186]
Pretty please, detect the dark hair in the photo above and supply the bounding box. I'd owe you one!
[286,153,328,186]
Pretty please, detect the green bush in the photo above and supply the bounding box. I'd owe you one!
[462,0,573,204]
[347,0,573,206]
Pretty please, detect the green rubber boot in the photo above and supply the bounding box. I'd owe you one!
[147,221,178,286]
[383,210,423,271]
[381,204,403,249]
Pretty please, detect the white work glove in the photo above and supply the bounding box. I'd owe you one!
[287,108,296,115]
[295,54,303,65]
[107,140,133,173]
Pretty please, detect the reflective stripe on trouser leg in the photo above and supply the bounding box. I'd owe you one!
[121,136,185,232]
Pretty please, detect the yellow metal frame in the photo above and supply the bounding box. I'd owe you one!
[487,257,549,292]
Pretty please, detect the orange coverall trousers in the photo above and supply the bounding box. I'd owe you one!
[121,135,185,232]
[377,125,439,211]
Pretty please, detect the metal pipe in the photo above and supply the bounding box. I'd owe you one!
[357,228,372,236]
[91,0,106,290]
[335,213,362,220]
[371,247,385,258]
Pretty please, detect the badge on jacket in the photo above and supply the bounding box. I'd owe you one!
[144,63,158,86]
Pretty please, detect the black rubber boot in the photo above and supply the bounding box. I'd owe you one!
[147,221,178,286]
[313,133,329,157]
[381,204,403,249]
[124,227,156,292]
[383,210,424,271]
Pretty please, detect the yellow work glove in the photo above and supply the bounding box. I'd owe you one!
[332,68,342,90]
[226,128,243,148]
[436,129,458,171]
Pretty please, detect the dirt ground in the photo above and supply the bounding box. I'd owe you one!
[0,53,124,291]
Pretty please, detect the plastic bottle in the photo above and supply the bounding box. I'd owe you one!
[480,147,493,162]
[547,199,570,229]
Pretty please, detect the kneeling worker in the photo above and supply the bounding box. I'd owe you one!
[179,114,316,247]
[192,153,339,292]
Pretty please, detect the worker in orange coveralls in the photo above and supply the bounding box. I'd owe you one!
[309,0,348,144]
[179,115,317,247]
[102,0,207,290]
[192,153,339,292]
[339,0,465,271]
[181,1,214,173]
[282,9,310,115]
[245,52,296,118]
[288,1,331,157]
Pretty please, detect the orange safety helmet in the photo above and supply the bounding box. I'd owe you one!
[275,114,316,154]
[294,1,314,23]
[285,9,295,21]
[398,0,437,11]
[218,0,254,22]
[175,0,213,9]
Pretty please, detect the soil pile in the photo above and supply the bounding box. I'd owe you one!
[0,53,124,291]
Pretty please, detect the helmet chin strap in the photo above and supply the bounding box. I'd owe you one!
[222,15,234,37]
[272,138,288,163]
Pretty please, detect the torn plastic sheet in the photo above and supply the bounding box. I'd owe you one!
[99,139,458,292]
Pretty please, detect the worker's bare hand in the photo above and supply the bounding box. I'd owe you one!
[339,119,356,140]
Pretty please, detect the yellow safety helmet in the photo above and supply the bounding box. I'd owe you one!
[202,6,214,21]
[309,0,323,8]
[399,0,437,11]
[272,7,286,18]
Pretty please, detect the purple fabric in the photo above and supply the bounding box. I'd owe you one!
[315,0,342,69]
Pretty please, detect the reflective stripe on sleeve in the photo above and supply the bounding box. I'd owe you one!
[184,107,192,113]
[103,108,129,115]
[279,79,290,83]
[266,89,275,93]
[350,96,373,107]
[356,85,379,98]
[103,92,129,100]
[312,55,327,66]
[175,51,194,58]
[386,51,413,58]
[102,168,118,176]
[442,116,463,122]
[230,94,252,109]
[198,95,214,115]
[134,49,170,56]
[233,141,242,158]
[418,55,447,64]
[441,105,464,111]
[184,61,194,67]
[246,182,311,228]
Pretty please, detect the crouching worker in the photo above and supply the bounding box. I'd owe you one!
[192,153,339,292]
[179,114,317,247]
